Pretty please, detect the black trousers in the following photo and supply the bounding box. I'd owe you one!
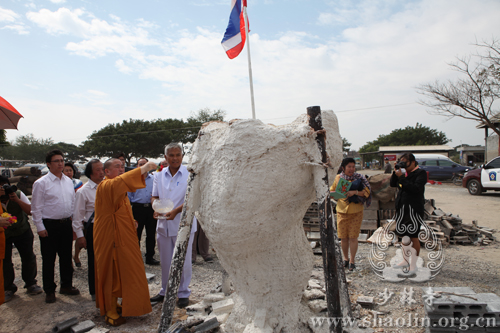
[40,219,74,293]
[132,204,157,259]
[85,223,95,295]
[3,228,38,292]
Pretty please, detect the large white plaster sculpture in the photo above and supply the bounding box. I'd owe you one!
[186,111,342,332]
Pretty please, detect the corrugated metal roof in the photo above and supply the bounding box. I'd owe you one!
[378,145,454,152]
[456,146,485,152]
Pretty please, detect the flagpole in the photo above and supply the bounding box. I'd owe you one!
[243,5,256,119]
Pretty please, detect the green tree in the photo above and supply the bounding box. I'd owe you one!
[82,109,226,165]
[184,108,226,141]
[82,118,190,165]
[51,142,87,163]
[0,133,54,162]
[417,38,500,137]
[342,137,351,153]
[359,123,449,153]
[0,130,8,145]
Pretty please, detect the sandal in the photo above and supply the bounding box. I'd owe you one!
[349,263,356,271]
[344,259,349,268]
[105,315,126,327]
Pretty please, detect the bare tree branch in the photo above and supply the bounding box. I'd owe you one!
[416,38,500,137]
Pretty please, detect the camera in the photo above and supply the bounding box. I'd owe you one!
[394,161,407,170]
[2,184,18,195]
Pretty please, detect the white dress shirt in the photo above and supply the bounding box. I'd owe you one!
[72,179,98,238]
[152,164,197,237]
[31,171,75,233]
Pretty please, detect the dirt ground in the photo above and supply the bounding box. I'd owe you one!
[0,171,498,333]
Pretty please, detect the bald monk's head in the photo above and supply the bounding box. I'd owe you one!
[104,158,125,179]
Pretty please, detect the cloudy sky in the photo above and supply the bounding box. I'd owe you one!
[1,0,499,151]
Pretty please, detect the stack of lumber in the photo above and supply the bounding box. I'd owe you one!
[424,200,495,246]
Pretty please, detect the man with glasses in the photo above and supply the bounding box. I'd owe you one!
[31,149,79,303]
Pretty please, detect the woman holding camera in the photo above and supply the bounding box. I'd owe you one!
[330,158,371,271]
[390,153,427,273]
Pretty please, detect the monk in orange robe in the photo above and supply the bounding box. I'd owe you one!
[93,158,157,326]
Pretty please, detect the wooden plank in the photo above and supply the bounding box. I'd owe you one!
[308,106,350,331]
[433,208,445,216]
[423,220,436,227]
[360,220,378,230]
[358,234,369,243]
[451,235,470,241]
[363,209,378,220]
[424,201,435,216]
[379,201,396,210]
[158,173,197,332]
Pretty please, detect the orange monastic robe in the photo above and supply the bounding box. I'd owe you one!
[0,205,5,306]
[93,168,152,316]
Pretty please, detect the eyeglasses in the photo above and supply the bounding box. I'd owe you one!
[51,159,64,164]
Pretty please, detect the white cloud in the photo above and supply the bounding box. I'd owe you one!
[14,0,500,150]
[1,7,29,34]
[49,0,67,3]
[115,59,133,74]
[27,7,158,59]
[69,90,112,106]
[2,24,29,34]
[87,90,107,97]
[6,99,119,144]
[0,7,19,22]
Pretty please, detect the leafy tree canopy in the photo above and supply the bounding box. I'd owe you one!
[0,133,54,163]
[342,137,351,153]
[0,130,8,145]
[359,123,449,153]
[51,142,87,163]
[82,108,226,165]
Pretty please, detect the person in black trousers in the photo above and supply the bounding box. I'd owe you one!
[72,159,104,300]
[390,152,427,273]
[0,176,42,302]
[31,149,79,303]
[128,158,159,265]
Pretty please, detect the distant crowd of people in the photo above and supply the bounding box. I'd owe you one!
[0,143,212,327]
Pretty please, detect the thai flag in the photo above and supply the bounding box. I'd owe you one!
[221,0,248,59]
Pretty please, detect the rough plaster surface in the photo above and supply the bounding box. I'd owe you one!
[186,111,342,332]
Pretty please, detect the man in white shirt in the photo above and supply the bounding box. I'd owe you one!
[149,143,197,308]
[31,149,79,303]
[72,159,104,300]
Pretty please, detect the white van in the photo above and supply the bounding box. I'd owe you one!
[414,154,469,180]
[413,154,452,161]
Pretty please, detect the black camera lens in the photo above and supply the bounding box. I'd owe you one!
[2,184,17,195]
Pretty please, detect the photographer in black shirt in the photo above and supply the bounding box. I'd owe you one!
[0,176,42,302]
[390,153,427,273]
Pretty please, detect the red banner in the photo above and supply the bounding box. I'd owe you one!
[384,154,397,161]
